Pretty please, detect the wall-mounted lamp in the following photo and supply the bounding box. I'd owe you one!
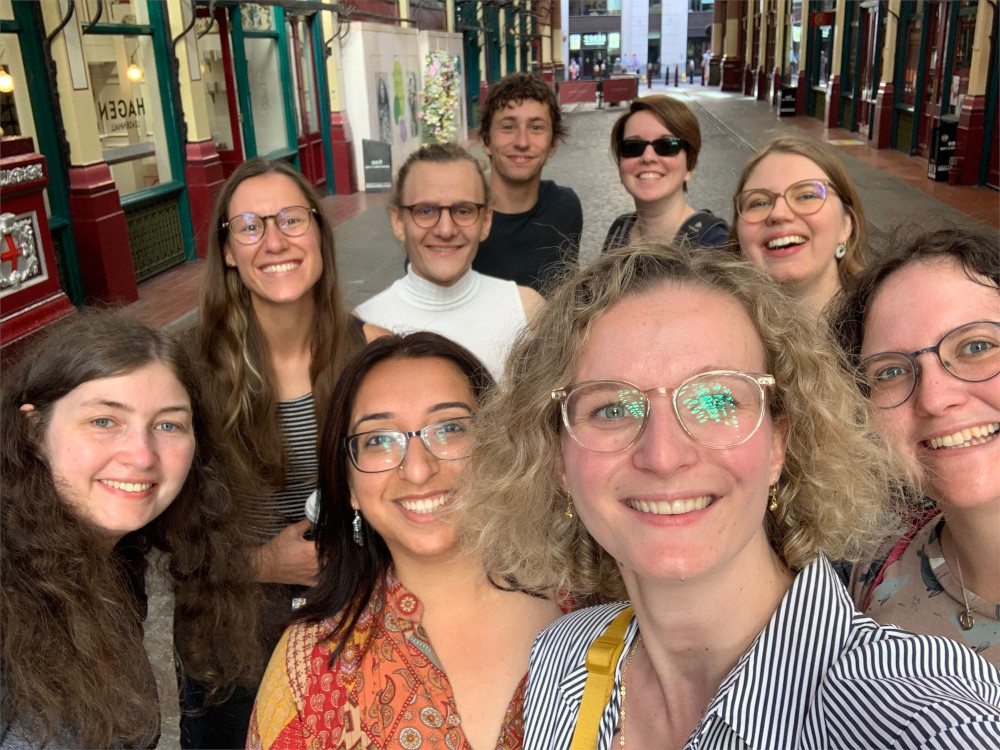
[126,48,143,81]
[0,66,13,93]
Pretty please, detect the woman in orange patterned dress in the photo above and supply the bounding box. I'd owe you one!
[248,332,562,750]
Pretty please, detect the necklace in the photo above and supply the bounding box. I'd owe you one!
[954,550,976,631]
[618,634,641,749]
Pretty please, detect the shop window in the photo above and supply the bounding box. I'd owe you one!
[786,1,803,85]
[951,1,976,112]
[0,33,30,138]
[900,2,924,107]
[196,14,237,154]
[241,3,275,32]
[568,1,622,16]
[286,18,319,138]
[86,24,172,194]
[245,36,287,156]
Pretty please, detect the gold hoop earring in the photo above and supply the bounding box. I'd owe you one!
[768,484,779,513]
[564,495,574,519]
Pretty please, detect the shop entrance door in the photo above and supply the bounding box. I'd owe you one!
[287,15,325,190]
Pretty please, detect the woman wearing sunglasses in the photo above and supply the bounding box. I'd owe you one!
[184,159,386,747]
[731,136,867,318]
[463,244,1000,749]
[834,228,999,666]
[248,332,562,750]
[602,96,729,253]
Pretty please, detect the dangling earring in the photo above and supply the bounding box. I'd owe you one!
[352,509,364,546]
[768,484,779,513]
[564,495,574,519]
[834,242,847,259]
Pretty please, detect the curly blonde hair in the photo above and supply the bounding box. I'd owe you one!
[462,243,903,601]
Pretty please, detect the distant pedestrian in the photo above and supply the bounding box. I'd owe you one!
[630,52,639,73]
[603,95,730,253]
[569,58,579,80]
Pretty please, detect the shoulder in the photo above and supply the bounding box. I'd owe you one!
[539,181,582,210]
[678,210,730,248]
[354,282,404,317]
[602,213,637,252]
[815,627,1000,746]
[531,602,631,672]
[516,284,545,322]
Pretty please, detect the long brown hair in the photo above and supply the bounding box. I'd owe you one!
[197,158,365,486]
[1,311,261,748]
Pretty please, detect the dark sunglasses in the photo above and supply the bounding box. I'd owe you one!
[618,136,689,160]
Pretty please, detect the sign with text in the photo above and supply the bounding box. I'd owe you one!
[362,139,392,193]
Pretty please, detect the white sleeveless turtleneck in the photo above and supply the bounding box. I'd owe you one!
[354,268,528,378]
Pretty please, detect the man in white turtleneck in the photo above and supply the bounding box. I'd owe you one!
[355,144,543,379]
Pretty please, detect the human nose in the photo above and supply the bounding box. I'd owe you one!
[433,207,459,237]
[117,428,157,469]
[765,193,794,223]
[512,125,530,148]
[398,434,440,484]
[261,216,286,250]
[910,352,967,416]
[630,393,698,474]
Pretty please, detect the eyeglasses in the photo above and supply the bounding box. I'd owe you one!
[552,370,775,453]
[734,179,836,224]
[222,206,317,245]
[345,416,475,473]
[858,321,1000,409]
[618,136,689,160]
[400,202,487,229]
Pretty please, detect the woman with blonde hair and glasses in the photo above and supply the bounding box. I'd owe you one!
[464,244,1000,749]
[731,135,867,318]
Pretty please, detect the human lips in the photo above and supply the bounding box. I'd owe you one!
[923,422,1000,450]
[626,494,714,516]
[397,491,455,514]
[765,234,808,251]
[636,171,665,181]
[259,260,302,274]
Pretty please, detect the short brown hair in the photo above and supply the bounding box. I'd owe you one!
[610,95,703,172]
[389,142,490,209]
[479,72,567,148]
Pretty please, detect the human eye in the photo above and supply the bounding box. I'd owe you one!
[864,357,911,384]
[91,417,116,429]
[237,216,261,233]
[451,204,477,220]
[740,191,773,211]
[586,388,645,426]
[791,182,826,202]
[280,210,304,228]
[361,432,398,452]
[412,204,438,219]
[961,339,997,356]
[873,363,910,382]
[155,420,190,434]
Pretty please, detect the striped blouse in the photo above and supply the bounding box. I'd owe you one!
[524,555,1000,750]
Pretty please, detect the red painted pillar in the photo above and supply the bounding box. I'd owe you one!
[871,81,894,149]
[67,163,138,305]
[1,137,76,361]
[329,111,357,195]
[184,140,225,260]
[772,67,781,106]
[795,70,807,116]
[950,94,986,186]
[756,67,768,101]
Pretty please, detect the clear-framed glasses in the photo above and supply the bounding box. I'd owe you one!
[345,416,476,473]
[858,321,1000,409]
[734,179,835,224]
[222,205,317,245]
[401,202,487,229]
[552,370,775,454]
[618,136,689,160]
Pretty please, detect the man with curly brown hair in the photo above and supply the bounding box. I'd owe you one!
[474,72,582,296]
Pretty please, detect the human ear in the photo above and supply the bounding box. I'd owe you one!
[769,414,789,486]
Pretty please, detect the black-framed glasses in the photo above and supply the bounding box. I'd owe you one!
[222,205,317,245]
[552,370,775,453]
[859,321,1000,409]
[618,136,689,160]
[734,179,836,224]
[400,202,486,229]
[345,416,475,473]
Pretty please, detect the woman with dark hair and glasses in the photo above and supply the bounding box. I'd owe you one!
[603,95,729,253]
[731,136,867,319]
[355,143,543,379]
[833,227,1000,666]
[463,243,1000,749]
[184,159,386,748]
[248,332,562,750]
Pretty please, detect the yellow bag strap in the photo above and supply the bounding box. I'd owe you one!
[569,605,635,750]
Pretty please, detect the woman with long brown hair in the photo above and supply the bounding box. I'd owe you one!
[1,311,260,749]
[185,159,384,747]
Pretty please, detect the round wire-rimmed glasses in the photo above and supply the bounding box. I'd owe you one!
[400,202,487,229]
[858,321,1000,409]
[551,370,776,453]
[345,416,476,473]
[734,179,836,224]
[222,205,317,245]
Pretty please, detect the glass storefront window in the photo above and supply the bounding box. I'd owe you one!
[241,3,274,32]
[568,1,622,16]
[900,3,924,107]
[287,18,318,138]
[0,32,32,139]
[197,14,236,153]
[89,33,171,195]
[244,36,287,155]
[77,0,145,26]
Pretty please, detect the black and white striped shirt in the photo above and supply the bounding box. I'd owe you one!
[524,555,1000,750]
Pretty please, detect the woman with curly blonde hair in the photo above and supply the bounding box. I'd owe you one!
[464,244,1000,749]
[1,311,261,749]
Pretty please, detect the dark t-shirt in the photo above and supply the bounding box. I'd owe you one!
[473,180,583,295]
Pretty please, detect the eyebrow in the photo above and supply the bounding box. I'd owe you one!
[79,398,192,416]
[353,401,474,430]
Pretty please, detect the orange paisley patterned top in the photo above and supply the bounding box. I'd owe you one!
[248,569,526,750]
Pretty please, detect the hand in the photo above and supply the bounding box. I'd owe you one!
[254,518,319,586]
